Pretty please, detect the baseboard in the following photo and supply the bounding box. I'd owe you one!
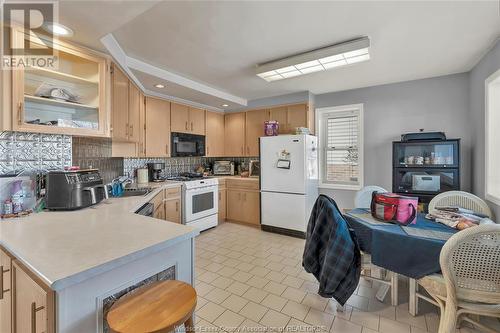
[261,224,306,239]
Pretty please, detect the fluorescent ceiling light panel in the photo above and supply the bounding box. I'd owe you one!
[256,37,370,82]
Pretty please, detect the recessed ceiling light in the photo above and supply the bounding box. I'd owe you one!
[154,84,165,88]
[222,104,229,107]
[256,37,370,82]
[43,22,73,37]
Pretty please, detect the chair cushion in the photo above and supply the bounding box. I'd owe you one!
[418,274,447,298]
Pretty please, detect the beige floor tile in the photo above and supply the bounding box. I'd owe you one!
[361,328,378,333]
[224,258,243,268]
[424,312,440,333]
[226,281,251,296]
[261,293,288,311]
[242,287,269,303]
[197,301,227,322]
[281,300,311,321]
[205,287,232,304]
[268,254,286,262]
[238,318,266,333]
[213,310,246,332]
[219,266,239,277]
[330,318,362,333]
[324,300,352,320]
[301,281,320,293]
[282,287,307,303]
[395,304,428,331]
[233,271,253,283]
[196,297,209,311]
[236,262,256,272]
[196,281,216,297]
[264,281,288,295]
[367,299,396,320]
[409,327,427,333]
[205,262,225,273]
[211,276,235,289]
[260,309,291,329]
[253,258,270,266]
[282,257,301,267]
[251,266,271,277]
[213,255,230,263]
[226,251,244,259]
[379,317,411,333]
[304,308,334,330]
[301,293,328,311]
[239,301,269,322]
[266,261,286,272]
[286,318,319,333]
[347,295,370,311]
[198,271,220,283]
[282,265,302,276]
[247,276,271,289]
[282,275,305,289]
[266,271,286,283]
[350,309,380,331]
[221,294,250,312]
[239,254,258,264]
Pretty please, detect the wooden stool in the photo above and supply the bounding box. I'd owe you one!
[107,280,197,333]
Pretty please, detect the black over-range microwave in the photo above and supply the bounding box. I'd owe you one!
[171,132,205,157]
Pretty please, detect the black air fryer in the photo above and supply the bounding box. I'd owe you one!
[45,169,108,210]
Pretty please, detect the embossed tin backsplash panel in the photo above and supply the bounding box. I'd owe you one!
[0,131,72,174]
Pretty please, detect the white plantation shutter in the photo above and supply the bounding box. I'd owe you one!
[318,105,363,189]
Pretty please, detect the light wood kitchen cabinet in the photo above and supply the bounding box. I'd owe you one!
[225,179,260,225]
[164,199,181,223]
[111,65,129,141]
[138,92,147,157]
[128,83,141,143]
[171,103,206,135]
[224,112,246,157]
[206,111,225,157]
[12,260,55,333]
[0,247,12,333]
[10,27,109,137]
[218,178,227,222]
[145,97,171,157]
[151,190,166,220]
[268,103,310,134]
[245,109,269,156]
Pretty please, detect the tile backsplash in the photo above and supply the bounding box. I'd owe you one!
[124,156,258,178]
[0,131,72,174]
[72,137,123,183]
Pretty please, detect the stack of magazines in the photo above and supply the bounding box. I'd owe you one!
[426,206,494,230]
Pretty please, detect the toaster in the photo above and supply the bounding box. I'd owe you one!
[45,169,108,210]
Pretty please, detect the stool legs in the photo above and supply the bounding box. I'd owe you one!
[184,315,194,333]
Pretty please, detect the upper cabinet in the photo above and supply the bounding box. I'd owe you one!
[171,103,205,135]
[269,103,311,134]
[224,112,246,157]
[145,97,171,157]
[206,111,225,157]
[245,109,269,156]
[10,28,110,137]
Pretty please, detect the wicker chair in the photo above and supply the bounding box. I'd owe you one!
[409,191,494,316]
[418,224,500,333]
[428,191,493,219]
[354,186,399,306]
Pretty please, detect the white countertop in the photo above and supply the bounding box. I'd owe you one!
[0,181,199,291]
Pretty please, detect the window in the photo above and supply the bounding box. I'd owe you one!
[317,104,364,190]
[485,69,500,205]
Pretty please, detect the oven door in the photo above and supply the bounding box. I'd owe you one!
[171,132,206,157]
[184,185,218,222]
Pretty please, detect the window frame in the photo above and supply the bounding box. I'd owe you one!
[485,68,500,205]
[316,103,364,190]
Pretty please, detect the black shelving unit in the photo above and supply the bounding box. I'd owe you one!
[392,138,460,205]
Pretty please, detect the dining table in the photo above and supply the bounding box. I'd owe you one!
[344,208,458,316]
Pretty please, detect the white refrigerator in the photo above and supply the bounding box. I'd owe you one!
[260,135,318,235]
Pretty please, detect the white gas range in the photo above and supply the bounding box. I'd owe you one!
[168,173,218,231]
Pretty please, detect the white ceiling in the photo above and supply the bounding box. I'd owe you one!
[59,1,500,110]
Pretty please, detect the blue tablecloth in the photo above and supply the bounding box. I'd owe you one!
[344,208,458,279]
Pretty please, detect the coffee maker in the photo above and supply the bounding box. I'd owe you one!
[147,163,165,182]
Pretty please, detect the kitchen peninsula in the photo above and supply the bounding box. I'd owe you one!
[0,182,198,333]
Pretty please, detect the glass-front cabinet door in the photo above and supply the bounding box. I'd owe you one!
[393,168,459,195]
[393,140,459,168]
[11,28,109,136]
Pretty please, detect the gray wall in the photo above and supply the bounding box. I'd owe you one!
[315,73,471,209]
[469,39,500,218]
